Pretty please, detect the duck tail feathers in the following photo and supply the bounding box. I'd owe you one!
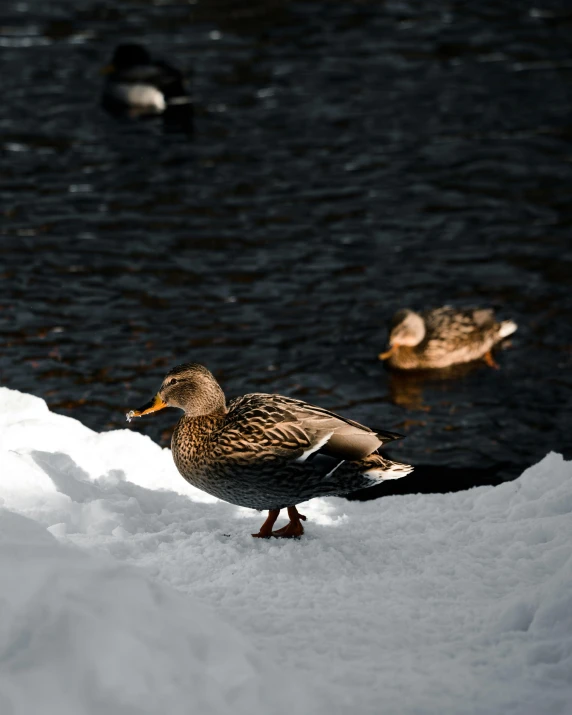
[363,458,413,483]
[374,429,405,446]
[498,319,517,339]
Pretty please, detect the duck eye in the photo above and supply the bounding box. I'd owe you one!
[168,378,178,386]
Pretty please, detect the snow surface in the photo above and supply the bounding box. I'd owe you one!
[0,510,314,715]
[1,386,572,715]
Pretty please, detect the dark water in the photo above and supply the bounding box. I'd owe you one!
[1,0,572,494]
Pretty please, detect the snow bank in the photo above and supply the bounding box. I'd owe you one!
[1,386,572,715]
[0,510,312,715]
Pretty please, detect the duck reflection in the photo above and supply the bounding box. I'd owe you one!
[387,360,488,410]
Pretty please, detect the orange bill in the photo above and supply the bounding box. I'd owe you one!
[126,393,167,422]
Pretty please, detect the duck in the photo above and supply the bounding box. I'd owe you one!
[126,363,413,538]
[101,43,193,121]
[379,306,517,370]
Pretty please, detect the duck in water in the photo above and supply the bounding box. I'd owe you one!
[379,307,517,370]
[101,43,193,127]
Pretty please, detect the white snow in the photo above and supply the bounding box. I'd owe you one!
[1,386,571,715]
[0,510,313,715]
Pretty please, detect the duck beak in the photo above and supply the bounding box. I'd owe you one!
[126,393,167,422]
[100,64,115,76]
[378,345,397,360]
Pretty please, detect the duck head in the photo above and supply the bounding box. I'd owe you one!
[379,309,426,360]
[103,43,151,74]
[127,363,226,421]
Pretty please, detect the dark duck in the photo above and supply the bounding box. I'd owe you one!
[102,43,193,126]
[127,363,412,538]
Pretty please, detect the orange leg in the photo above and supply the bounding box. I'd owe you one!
[252,509,280,538]
[483,350,500,369]
[272,506,307,538]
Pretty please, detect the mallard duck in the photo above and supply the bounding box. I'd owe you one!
[102,43,193,119]
[126,363,412,538]
[379,306,517,370]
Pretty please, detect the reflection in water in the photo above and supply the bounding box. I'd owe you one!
[387,361,490,411]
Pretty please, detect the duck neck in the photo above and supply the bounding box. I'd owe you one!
[184,382,227,418]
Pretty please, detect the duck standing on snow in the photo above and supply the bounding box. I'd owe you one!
[379,306,517,370]
[101,43,193,122]
[126,363,412,538]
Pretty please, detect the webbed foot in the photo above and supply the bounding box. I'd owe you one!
[252,509,280,538]
[271,506,307,538]
[484,350,500,369]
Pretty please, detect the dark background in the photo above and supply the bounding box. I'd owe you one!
[1,0,571,495]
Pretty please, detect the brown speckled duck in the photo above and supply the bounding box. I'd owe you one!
[379,306,517,370]
[126,363,412,538]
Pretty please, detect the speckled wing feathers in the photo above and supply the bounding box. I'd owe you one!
[423,306,495,338]
[419,307,500,365]
[221,394,383,462]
